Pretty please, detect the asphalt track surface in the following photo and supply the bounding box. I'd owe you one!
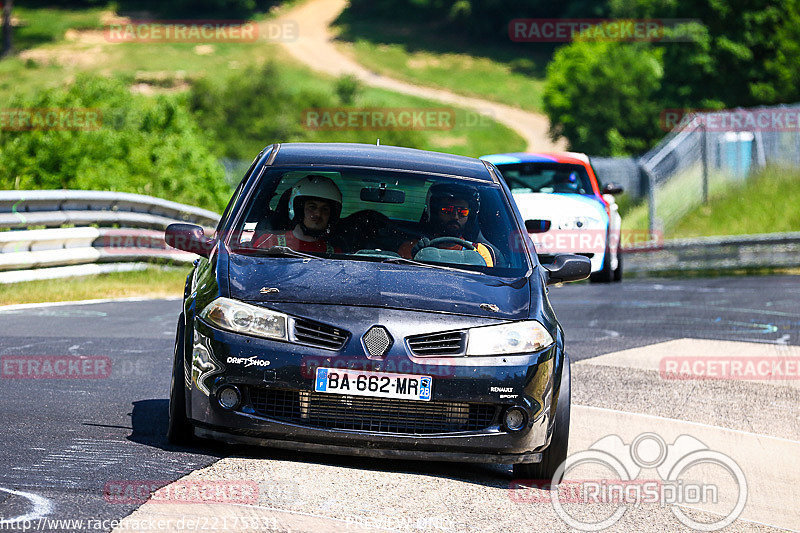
[0,276,798,532]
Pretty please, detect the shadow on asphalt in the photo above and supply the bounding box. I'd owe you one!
[127,399,227,457]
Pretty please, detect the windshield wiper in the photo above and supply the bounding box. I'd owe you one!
[256,246,322,261]
[380,256,475,273]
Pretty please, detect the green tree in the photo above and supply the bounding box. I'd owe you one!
[611,0,800,107]
[1,0,12,57]
[543,39,663,155]
[0,75,230,212]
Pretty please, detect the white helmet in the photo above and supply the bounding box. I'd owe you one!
[288,175,343,224]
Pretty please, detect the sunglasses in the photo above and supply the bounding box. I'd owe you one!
[437,205,470,218]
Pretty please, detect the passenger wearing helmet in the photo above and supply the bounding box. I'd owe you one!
[253,175,343,253]
[398,183,495,266]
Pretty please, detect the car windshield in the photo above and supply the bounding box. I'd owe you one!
[496,163,595,195]
[228,166,531,276]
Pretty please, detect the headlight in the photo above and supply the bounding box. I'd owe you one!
[199,297,287,340]
[466,321,554,356]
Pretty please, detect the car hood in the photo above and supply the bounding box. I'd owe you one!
[227,253,531,320]
[512,193,607,224]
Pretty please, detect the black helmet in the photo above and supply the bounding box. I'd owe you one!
[423,182,480,223]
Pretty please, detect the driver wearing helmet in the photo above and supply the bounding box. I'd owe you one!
[398,183,495,266]
[253,175,343,253]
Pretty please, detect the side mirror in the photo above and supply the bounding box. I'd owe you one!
[602,182,624,195]
[541,253,591,285]
[525,219,551,234]
[165,223,214,257]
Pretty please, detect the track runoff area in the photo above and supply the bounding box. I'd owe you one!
[0,276,797,532]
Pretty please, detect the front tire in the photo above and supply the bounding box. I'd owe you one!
[513,355,571,484]
[590,244,615,283]
[613,249,623,282]
[167,315,194,445]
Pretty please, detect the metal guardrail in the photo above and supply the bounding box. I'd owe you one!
[0,191,220,283]
[0,190,220,230]
[2,191,796,281]
[623,232,800,274]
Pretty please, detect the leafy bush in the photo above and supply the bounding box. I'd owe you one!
[335,75,362,105]
[0,75,230,212]
[189,62,425,160]
[543,39,663,156]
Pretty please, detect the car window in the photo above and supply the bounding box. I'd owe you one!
[496,163,594,195]
[228,166,531,276]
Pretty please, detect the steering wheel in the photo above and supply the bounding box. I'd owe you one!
[412,236,475,256]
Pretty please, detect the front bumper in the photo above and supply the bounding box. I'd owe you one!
[187,317,562,463]
[195,426,542,464]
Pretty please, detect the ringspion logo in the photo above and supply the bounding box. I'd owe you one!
[510,433,747,531]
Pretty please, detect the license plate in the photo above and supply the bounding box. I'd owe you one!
[314,368,432,402]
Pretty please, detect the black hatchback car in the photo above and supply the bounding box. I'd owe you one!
[165,143,589,481]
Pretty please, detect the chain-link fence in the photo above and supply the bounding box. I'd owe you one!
[639,103,800,233]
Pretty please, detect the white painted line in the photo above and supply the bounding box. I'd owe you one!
[0,296,182,312]
[0,262,159,284]
[0,487,53,526]
[574,404,800,445]
[578,338,800,388]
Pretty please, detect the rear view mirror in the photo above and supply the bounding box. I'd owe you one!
[165,223,214,257]
[541,253,591,285]
[361,186,405,204]
[525,219,551,233]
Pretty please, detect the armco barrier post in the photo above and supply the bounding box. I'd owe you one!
[701,120,708,204]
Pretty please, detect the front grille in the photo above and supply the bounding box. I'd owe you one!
[247,388,497,434]
[292,318,348,350]
[407,331,465,356]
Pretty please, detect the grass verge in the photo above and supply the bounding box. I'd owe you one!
[0,267,188,306]
[332,12,549,112]
[621,166,800,238]
[2,9,525,158]
[671,166,800,238]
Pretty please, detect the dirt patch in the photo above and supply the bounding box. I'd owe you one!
[194,45,215,55]
[129,82,191,95]
[20,45,108,68]
[432,135,467,148]
[406,56,442,69]
[129,71,191,94]
[64,29,109,45]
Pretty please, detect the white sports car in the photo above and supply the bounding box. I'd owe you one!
[481,151,624,282]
